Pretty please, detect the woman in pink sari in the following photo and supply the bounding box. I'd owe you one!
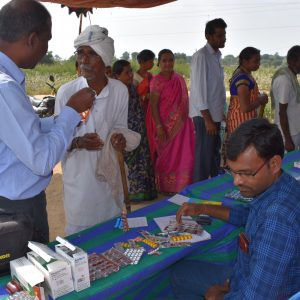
[146,49,195,193]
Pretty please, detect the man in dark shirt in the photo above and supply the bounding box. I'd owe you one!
[172,118,300,299]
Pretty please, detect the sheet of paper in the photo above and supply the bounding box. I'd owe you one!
[168,194,222,206]
[287,168,300,181]
[127,217,148,228]
[153,215,211,243]
[167,194,190,205]
[153,215,176,231]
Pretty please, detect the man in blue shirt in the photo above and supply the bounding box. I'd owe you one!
[0,0,96,243]
[172,118,300,299]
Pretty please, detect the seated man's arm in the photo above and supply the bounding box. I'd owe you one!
[177,203,249,226]
[225,213,298,299]
[177,203,230,223]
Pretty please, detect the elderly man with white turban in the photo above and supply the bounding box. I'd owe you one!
[55,25,129,235]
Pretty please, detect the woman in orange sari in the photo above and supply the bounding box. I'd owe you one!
[146,49,195,193]
[226,47,268,135]
[133,49,155,113]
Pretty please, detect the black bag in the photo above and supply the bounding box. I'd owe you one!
[0,212,33,275]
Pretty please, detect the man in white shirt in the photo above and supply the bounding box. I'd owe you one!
[189,18,227,181]
[271,45,300,151]
[55,25,128,235]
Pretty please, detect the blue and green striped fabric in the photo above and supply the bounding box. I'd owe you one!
[0,151,299,300]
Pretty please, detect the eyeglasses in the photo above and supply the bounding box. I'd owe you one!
[225,159,269,178]
[74,49,99,60]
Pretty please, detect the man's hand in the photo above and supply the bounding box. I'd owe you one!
[205,281,230,300]
[285,136,295,152]
[111,133,126,151]
[74,133,103,151]
[258,93,268,105]
[201,110,217,135]
[66,87,96,113]
[176,203,205,223]
[204,118,218,135]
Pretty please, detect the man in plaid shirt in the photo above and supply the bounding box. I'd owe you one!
[173,118,300,299]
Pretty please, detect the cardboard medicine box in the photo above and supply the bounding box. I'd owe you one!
[27,241,74,299]
[10,256,45,299]
[55,238,90,292]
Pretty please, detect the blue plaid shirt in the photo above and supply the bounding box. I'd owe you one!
[225,171,300,299]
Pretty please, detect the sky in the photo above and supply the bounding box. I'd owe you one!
[0,0,300,60]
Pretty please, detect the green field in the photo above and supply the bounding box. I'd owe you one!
[25,61,276,121]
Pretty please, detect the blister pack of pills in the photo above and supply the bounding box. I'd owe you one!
[102,248,133,267]
[170,233,193,242]
[225,190,252,202]
[164,220,203,235]
[88,253,119,281]
[124,248,145,264]
[7,291,36,300]
[142,239,159,248]
[159,241,191,248]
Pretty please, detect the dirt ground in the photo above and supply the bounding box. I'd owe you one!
[45,163,163,241]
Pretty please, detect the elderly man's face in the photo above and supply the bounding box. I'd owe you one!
[76,46,105,81]
[227,146,281,198]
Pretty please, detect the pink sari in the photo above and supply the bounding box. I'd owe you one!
[146,72,195,193]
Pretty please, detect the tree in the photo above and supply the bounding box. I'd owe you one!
[260,53,285,67]
[174,52,187,63]
[272,52,285,67]
[54,54,62,62]
[39,51,55,64]
[121,51,130,60]
[222,54,237,66]
[131,52,139,61]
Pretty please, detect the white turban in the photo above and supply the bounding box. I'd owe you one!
[74,25,114,67]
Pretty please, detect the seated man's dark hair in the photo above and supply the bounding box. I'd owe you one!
[0,0,51,43]
[205,18,227,35]
[226,118,284,161]
[137,49,155,64]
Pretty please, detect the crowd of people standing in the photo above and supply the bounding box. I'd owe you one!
[109,18,300,204]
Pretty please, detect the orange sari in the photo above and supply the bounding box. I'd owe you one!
[226,71,259,135]
[133,71,152,113]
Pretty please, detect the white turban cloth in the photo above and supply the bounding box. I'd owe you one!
[74,25,114,67]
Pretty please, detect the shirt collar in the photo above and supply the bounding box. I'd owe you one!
[249,171,288,210]
[205,43,222,58]
[0,51,25,88]
[82,76,110,99]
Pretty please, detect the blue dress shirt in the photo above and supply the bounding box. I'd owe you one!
[0,51,81,200]
[225,172,300,299]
